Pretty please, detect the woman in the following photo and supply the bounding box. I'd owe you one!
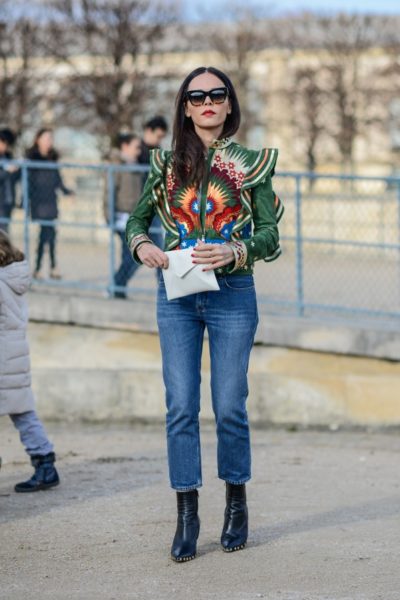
[126,66,284,562]
[26,129,73,279]
[0,128,20,234]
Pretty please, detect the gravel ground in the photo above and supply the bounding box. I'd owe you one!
[0,420,399,600]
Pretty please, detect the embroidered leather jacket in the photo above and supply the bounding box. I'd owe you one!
[125,137,284,276]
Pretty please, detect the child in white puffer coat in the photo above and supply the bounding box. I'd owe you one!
[0,230,59,492]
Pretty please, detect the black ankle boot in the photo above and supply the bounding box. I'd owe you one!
[220,482,248,552]
[171,489,200,562]
[15,452,60,493]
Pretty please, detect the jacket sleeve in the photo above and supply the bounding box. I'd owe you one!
[56,169,72,195]
[0,166,19,184]
[125,165,157,262]
[236,148,284,268]
[243,175,282,265]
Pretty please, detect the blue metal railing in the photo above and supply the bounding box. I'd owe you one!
[1,159,400,325]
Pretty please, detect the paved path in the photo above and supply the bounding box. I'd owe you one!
[1,421,399,599]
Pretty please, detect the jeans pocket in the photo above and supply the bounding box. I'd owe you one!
[223,275,255,291]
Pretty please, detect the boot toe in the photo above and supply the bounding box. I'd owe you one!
[221,538,247,552]
[171,551,196,562]
[15,479,60,493]
[15,482,35,493]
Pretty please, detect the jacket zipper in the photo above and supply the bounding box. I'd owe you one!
[197,182,205,241]
[199,147,215,242]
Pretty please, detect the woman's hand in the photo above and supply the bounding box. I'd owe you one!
[5,165,18,174]
[137,243,169,269]
[192,240,234,271]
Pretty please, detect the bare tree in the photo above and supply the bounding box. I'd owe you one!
[40,0,179,145]
[288,66,326,176]
[199,1,273,145]
[0,2,43,136]
[286,13,391,172]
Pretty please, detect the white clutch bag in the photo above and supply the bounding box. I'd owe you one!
[162,248,220,300]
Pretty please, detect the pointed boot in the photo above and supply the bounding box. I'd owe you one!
[220,482,248,552]
[171,489,200,562]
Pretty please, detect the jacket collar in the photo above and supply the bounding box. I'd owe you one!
[209,137,233,150]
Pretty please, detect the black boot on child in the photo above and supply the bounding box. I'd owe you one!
[220,482,248,552]
[15,452,60,493]
[171,489,200,562]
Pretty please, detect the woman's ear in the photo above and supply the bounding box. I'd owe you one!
[227,100,232,115]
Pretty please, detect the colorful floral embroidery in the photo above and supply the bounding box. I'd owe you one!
[166,144,250,245]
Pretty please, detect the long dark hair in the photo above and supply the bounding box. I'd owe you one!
[172,67,241,186]
[0,231,25,267]
[26,128,59,160]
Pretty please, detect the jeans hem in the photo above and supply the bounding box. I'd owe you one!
[171,483,203,491]
[220,477,251,485]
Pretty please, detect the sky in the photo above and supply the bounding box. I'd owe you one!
[264,0,399,13]
[186,0,400,20]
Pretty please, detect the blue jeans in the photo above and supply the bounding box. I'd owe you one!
[10,410,54,456]
[157,274,259,491]
[36,224,57,271]
[114,216,164,289]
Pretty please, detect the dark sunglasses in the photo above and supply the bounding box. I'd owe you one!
[185,87,229,107]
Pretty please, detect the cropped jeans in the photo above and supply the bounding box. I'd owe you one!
[157,274,259,491]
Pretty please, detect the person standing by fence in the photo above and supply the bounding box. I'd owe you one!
[0,128,20,234]
[126,66,283,562]
[26,129,73,280]
[104,133,143,299]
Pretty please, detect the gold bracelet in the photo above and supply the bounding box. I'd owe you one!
[135,240,153,256]
[129,234,153,256]
[228,241,248,271]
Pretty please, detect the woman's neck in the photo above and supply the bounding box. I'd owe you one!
[194,125,224,149]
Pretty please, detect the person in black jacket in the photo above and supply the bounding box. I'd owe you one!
[26,129,73,279]
[0,128,20,234]
[137,116,168,167]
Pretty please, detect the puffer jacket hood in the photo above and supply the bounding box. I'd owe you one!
[0,260,31,295]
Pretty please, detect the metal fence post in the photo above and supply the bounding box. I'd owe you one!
[21,163,30,261]
[398,180,400,304]
[107,166,115,296]
[295,174,304,316]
